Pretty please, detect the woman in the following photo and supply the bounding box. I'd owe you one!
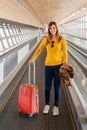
[29,21,68,116]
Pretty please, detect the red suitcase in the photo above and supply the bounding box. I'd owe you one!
[18,63,39,117]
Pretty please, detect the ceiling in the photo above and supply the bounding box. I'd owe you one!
[17,0,87,27]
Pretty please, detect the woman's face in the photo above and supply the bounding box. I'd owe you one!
[49,24,57,36]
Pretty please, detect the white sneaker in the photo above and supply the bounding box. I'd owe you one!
[53,106,59,116]
[43,105,50,114]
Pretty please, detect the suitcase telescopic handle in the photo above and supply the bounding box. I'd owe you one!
[29,62,36,85]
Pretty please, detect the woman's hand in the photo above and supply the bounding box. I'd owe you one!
[29,59,35,64]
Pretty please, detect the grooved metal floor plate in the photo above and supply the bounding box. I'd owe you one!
[0,49,75,130]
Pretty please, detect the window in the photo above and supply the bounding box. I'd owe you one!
[8,38,13,46]
[3,39,9,48]
[0,41,3,52]
[0,28,5,37]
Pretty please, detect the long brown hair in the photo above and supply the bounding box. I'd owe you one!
[46,21,62,44]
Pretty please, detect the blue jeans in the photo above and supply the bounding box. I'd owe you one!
[44,65,61,106]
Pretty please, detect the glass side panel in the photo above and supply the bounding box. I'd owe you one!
[0,37,38,86]
[18,44,29,63]
[69,54,87,107]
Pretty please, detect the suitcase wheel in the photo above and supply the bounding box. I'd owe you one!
[37,112,39,115]
[19,110,22,115]
[28,113,33,117]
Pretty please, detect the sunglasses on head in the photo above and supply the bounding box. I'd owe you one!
[51,41,54,47]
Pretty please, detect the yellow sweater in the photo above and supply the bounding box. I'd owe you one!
[32,36,68,66]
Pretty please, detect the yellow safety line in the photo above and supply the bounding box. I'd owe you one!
[0,64,28,113]
[62,84,77,130]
